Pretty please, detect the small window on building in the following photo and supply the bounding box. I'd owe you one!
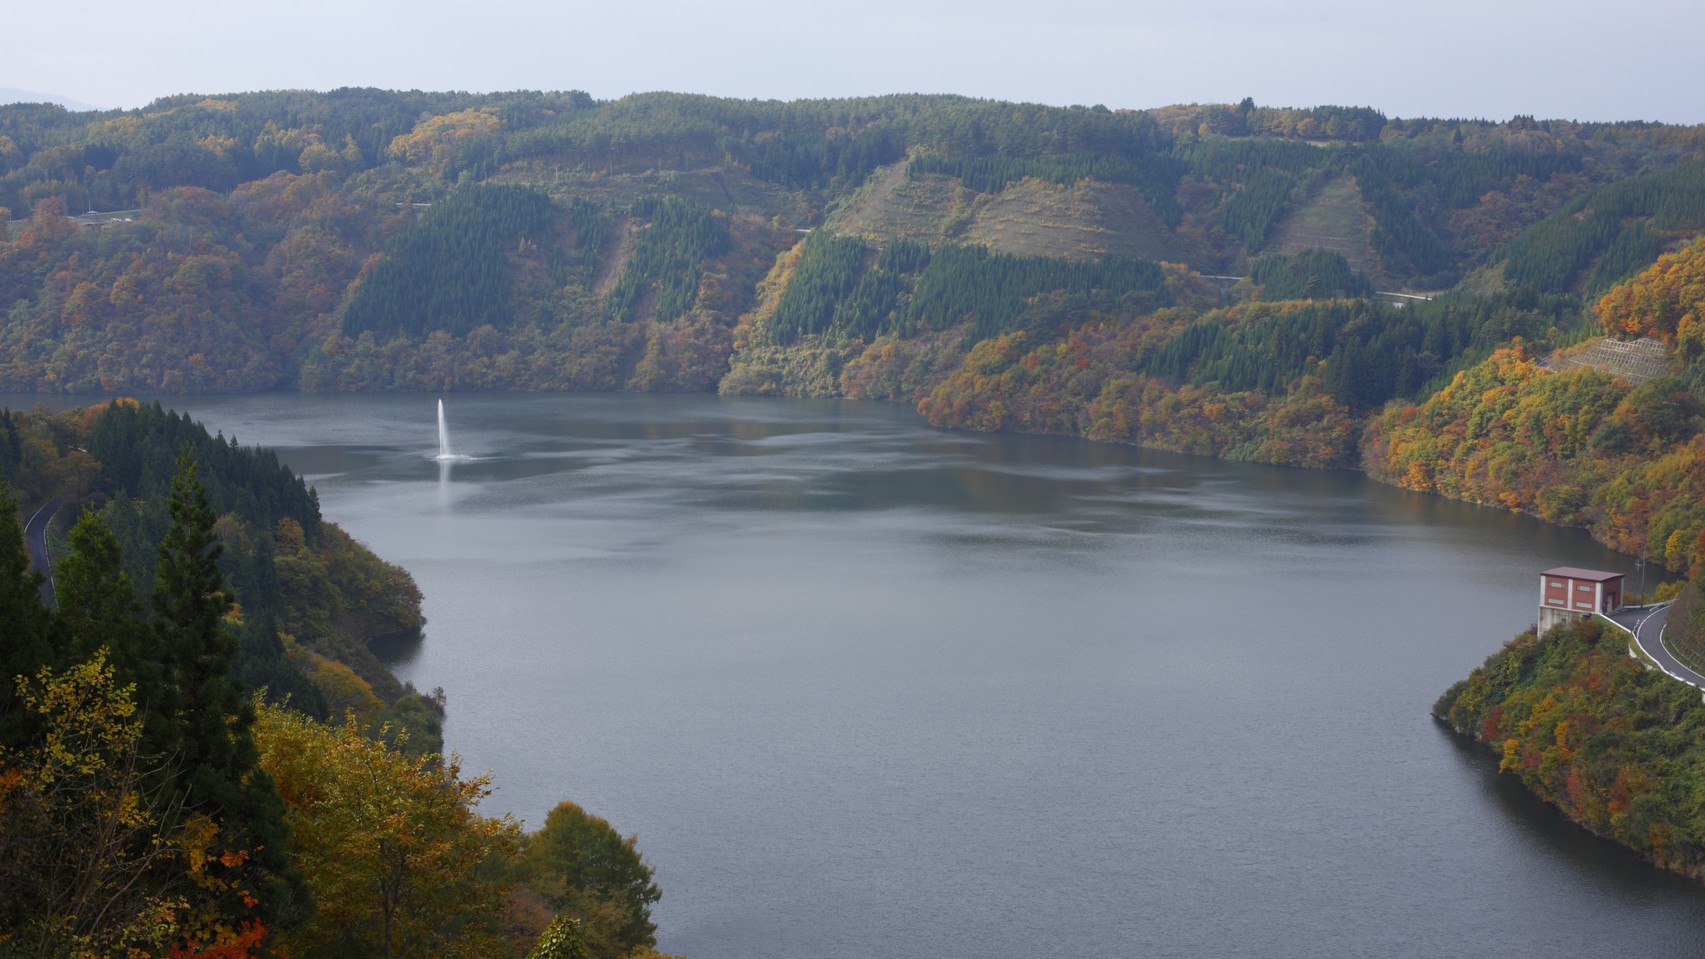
[1577,584,1592,591]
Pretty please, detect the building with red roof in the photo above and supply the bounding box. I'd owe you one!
[1538,566,1625,634]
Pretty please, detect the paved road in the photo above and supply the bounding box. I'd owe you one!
[22,495,63,608]
[1195,274,1434,302]
[1608,603,1705,689]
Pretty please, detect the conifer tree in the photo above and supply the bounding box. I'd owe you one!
[0,479,53,746]
[55,508,147,672]
[150,452,305,927]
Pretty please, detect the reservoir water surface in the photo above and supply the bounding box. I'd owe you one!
[106,392,1705,957]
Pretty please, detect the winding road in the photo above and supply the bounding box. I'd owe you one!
[22,495,63,608]
[1606,602,1705,690]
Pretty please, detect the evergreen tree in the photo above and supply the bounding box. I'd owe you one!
[0,479,53,746]
[54,508,148,672]
[234,610,328,720]
[150,453,305,927]
[0,414,22,483]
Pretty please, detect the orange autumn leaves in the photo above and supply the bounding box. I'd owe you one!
[1366,244,1705,575]
[1597,235,1705,362]
[1437,618,1705,881]
[918,322,1359,469]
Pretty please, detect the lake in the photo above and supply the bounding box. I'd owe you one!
[77,392,1705,956]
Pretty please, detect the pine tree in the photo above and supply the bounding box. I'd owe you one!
[0,479,54,747]
[150,453,305,927]
[55,508,148,671]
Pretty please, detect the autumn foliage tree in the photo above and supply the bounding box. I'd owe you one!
[521,802,663,959]
[0,650,184,958]
[1597,234,1705,374]
[253,705,519,959]
[1435,618,1705,881]
[385,108,502,180]
[1362,236,1705,574]
[9,508,274,958]
[2,462,287,958]
[1363,343,1705,574]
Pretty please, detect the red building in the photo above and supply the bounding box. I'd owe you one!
[1538,566,1624,633]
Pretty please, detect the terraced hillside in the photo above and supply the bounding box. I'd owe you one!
[829,165,1180,261]
[825,164,974,244]
[1546,337,1676,384]
[1265,175,1382,280]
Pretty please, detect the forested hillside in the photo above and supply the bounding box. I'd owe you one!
[0,400,434,738]
[1434,610,1705,883]
[1364,237,1705,577]
[4,88,1705,574]
[0,402,675,958]
[3,90,1704,394]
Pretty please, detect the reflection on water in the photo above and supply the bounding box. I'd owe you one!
[1438,723,1705,923]
[10,390,1703,959]
[368,629,425,669]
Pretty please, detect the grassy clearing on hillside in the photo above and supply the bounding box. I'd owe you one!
[1545,337,1676,385]
[827,165,973,243]
[1267,175,1381,278]
[963,178,1180,261]
[828,165,1183,262]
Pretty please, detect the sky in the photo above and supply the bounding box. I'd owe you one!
[5,0,1702,124]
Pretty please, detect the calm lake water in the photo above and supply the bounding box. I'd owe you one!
[39,392,1705,957]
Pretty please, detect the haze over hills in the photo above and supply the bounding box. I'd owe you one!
[12,0,1705,124]
[0,87,102,112]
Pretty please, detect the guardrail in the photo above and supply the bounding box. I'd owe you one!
[1600,603,1705,699]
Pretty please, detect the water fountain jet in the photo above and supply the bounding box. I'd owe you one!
[434,399,470,461]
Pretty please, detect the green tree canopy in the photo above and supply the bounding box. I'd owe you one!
[523,801,662,959]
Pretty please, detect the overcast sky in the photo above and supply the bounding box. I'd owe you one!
[5,0,1700,123]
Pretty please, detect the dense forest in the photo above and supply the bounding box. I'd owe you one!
[0,401,673,958]
[1,400,431,735]
[1363,237,1705,576]
[3,89,1705,397]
